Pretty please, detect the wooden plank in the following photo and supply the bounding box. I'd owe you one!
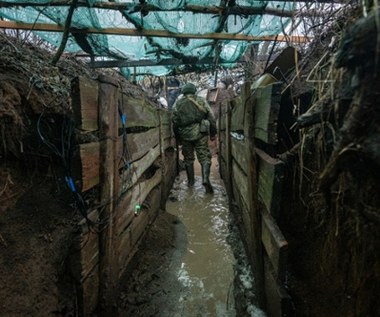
[224,102,233,198]
[232,159,249,212]
[161,147,177,204]
[71,76,99,131]
[80,229,100,280]
[117,186,161,276]
[261,210,288,281]
[231,174,252,243]
[98,79,119,314]
[264,255,292,317]
[79,129,160,191]
[254,83,282,145]
[0,21,310,43]
[158,109,171,125]
[115,168,162,236]
[120,144,161,193]
[231,137,248,175]
[243,81,265,307]
[219,112,227,131]
[230,96,245,132]
[118,127,160,166]
[219,135,226,161]
[81,264,99,317]
[256,148,285,219]
[79,142,100,191]
[120,95,159,128]
[161,124,172,140]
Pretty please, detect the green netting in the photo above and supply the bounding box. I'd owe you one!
[0,0,295,77]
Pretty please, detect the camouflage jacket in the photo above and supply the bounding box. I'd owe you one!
[172,94,217,141]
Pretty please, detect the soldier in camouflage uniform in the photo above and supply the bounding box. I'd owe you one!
[172,83,217,193]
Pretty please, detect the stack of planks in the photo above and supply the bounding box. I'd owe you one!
[218,80,290,317]
[70,75,176,315]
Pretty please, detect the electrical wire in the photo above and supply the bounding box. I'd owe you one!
[118,84,133,194]
[37,111,101,230]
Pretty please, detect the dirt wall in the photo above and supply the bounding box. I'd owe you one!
[278,8,380,317]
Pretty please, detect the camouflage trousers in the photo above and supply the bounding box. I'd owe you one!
[182,136,211,166]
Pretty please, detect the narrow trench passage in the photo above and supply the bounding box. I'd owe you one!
[118,158,267,317]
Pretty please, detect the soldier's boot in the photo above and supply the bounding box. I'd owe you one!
[185,164,195,187]
[201,163,213,194]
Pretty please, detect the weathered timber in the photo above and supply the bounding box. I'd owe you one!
[119,94,159,128]
[265,47,301,79]
[261,210,288,282]
[118,127,160,165]
[98,79,119,315]
[68,210,100,317]
[81,264,99,317]
[232,159,249,211]
[256,148,285,219]
[120,144,161,193]
[79,228,100,280]
[243,81,265,307]
[264,255,292,317]
[231,137,248,175]
[0,21,310,43]
[116,186,161,277]
[80,142,100,192]
[224,102,233,197]
[254,83,282,145]
[219,110,227,131]
[219,131,226,161]
[231,172,252,242]
[78,129,160,191]
[161,147,177,208]
[114,167,162,236]
[161,124,172,140]
[158,109,171,125]
[231,96,245,132]
[71,76,99,131]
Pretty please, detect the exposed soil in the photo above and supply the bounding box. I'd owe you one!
[0,167,80,316]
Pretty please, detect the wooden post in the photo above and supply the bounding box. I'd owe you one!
[158,109,166,210]
[98,75,119,316]
[243,81,265,308]
[225,101,233,200]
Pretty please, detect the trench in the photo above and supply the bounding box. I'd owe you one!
[118,158,267,317]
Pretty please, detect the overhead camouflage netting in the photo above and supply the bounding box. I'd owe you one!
[0,0,294,77]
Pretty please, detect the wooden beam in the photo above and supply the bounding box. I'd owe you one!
[0,20,311,43]
[91,57,240,68]
[0,1,343,14]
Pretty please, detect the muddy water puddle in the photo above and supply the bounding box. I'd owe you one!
[164,161,267,317]
[166,164,236,316]
[118,160,266,317]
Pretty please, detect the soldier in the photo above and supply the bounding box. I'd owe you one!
[172,83,217,193]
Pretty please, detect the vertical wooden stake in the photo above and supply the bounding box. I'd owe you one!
[98,76,119,316]
[158,110,166,211]
[225,101,233,202]
[243,82,265,308]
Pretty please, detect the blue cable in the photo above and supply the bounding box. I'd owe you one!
[65,176,76,192]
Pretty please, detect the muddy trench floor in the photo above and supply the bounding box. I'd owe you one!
[117,160,266,317]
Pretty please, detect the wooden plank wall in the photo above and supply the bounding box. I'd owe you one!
[218,80,290,316]
[71,76,176,316]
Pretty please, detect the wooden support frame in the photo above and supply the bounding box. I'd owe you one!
[98,77,119,316]
[242,81,265,308]
[0,20,310,43]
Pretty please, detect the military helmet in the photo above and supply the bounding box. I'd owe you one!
[181,83,196,94]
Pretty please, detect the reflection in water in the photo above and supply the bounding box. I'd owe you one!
[166,160,267,317]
